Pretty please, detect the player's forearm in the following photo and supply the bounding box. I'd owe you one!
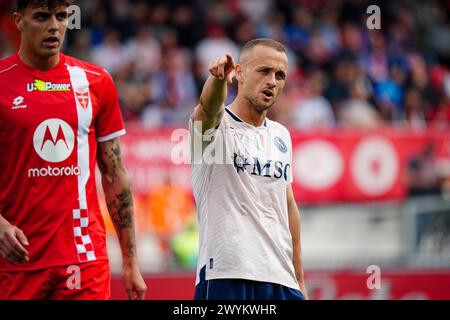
[103,174,138,264]
[199,75,227,116]
[289,205,305,284]
[98,138,139,264]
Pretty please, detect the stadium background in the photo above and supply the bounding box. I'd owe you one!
[1,0,450,299]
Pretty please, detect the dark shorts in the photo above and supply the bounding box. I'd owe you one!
[194,265,305,300]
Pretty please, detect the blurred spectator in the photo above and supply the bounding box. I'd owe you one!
[67,30,93,62]
[171,5,203,48]
[237,0,273,24]
[91,29,129,74]
[339,77,381,129]
[195,25,239,80]
[293,70,335,129]
[256,9,286,41]
[428,73,450,129]
[407,144,441,196]
[373,64,406,122]
[402,87,427,130]
[124,27,162,78]
[233,18,257,47]
[143,48,197,126]
[283,6,313,54]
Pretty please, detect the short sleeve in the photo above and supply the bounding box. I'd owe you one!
[189,112,223,164]
[95,72,126,142]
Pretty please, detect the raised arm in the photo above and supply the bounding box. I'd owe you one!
[192,54,235,133]
[286,184,309,300]
[97,137,147,300]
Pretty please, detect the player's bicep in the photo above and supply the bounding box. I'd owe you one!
[97,138,126,179]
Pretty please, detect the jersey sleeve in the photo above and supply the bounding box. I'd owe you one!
[95,72,126,142]
[189,110,223,164]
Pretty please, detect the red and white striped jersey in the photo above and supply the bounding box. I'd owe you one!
[0,53,125,271]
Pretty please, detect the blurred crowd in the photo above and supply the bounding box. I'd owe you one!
[1,0,450,130]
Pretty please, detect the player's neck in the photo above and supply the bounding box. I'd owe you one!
[229,97,267,127]
[18,47,60,72]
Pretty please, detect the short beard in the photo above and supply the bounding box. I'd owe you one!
[244,94,275,113]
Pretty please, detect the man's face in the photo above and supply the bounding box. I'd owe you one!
[15,5,69,59]
[237,45,288,112]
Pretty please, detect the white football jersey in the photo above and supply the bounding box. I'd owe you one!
[189,107,299,290]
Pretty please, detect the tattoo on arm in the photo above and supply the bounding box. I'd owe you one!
[97,155,108,175]
[107,188,133,230]
[127,238,136,257]
[98,139,125,183]
[99,138,137,258]
[106,187,136,258]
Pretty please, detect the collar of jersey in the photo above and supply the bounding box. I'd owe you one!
[225,107,267,128]
[15,52,66,75]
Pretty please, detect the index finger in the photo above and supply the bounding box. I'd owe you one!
[225,54,235,67]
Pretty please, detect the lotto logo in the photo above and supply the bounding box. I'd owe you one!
[11,96,27,110]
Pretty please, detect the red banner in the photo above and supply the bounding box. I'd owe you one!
[110,269,450,300]
[290,129,450,203]
[119,125,450,204]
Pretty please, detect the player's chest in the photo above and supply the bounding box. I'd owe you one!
[226,126,289,162]
[0,74,99,132]
[224,126,290,180]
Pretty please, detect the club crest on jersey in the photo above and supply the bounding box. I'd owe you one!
[27,79,71,92]
[274,136,287,153]
[232,152,250,173]
[75,90,90,110]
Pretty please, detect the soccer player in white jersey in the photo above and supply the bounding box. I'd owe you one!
[0,0,146,299]
[190,38,308,300]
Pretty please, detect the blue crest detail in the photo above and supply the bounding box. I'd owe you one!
[274,137,287,153]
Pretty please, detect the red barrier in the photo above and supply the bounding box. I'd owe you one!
[111,269,450,300]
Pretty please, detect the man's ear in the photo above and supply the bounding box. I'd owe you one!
[14,12,24,32]
[235,64,244,83]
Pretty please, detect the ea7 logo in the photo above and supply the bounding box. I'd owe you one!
[366,5,381,30]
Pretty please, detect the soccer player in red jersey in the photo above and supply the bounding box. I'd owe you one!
[0,0,147,299]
